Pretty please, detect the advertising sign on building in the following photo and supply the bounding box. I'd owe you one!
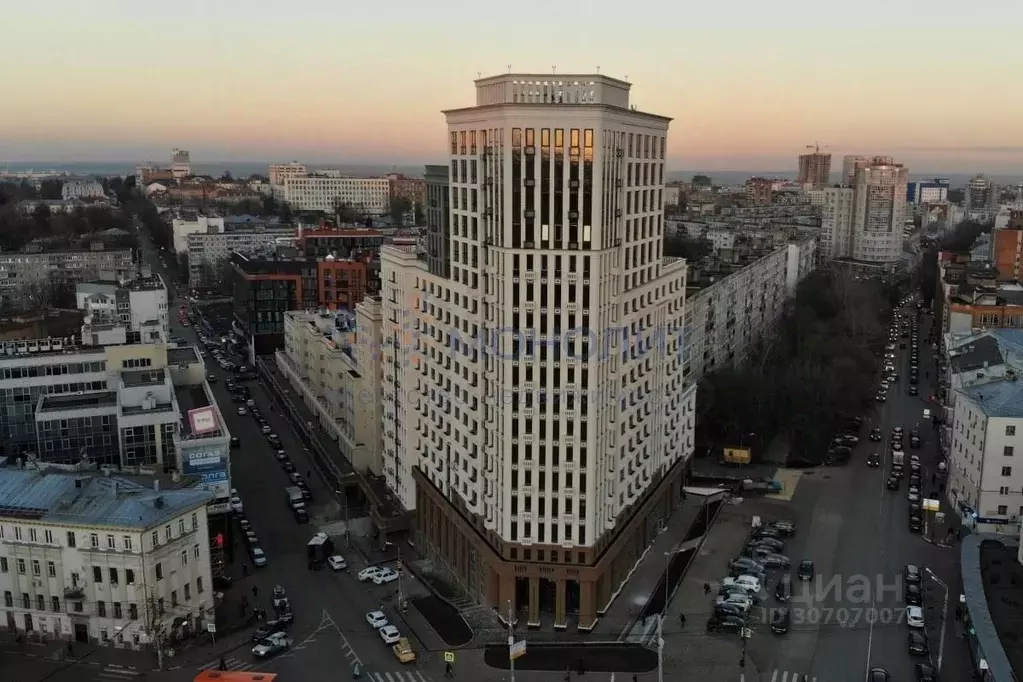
[182,447,225,474]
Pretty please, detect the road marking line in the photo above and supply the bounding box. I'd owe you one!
[383,673,396,682]
[416,671,429,682]
[369,674,385,682]
[98,671,142,679]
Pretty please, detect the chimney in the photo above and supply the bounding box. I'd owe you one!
[154,496,164,509]
[153,479,160,492]
[74,479,83,489]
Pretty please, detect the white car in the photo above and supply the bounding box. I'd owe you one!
[879,382,889,391]
[327,555,348,571]
[365,610,388,629]
[237,406,248,416]
[358,566,384,582]
[906,605,924,628]
[252,631,292,657]
[378,625,401,645]
[715,593,752,613]
[923,408,931,420]
[722,575,762,594]
[261,425,272,434]
[246,399,256,408]
[373,568,400,585]
[230,495,243,513]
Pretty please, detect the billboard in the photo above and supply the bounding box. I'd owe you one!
[182,446,225,474]
[188,406,219,435]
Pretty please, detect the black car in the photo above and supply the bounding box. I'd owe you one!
[297,481,312,501]
[753,526,783,539]
[706,614,745,634]
[886,477,899,490]
[909,375,918,385]
[292,507,309,523]
[906,584,922,606]
[869,428,882,442]
[714,602,745,620]
[282,459,296,473]
[230,437,241,449]
[797,560,814,580]
[867,453,881,467]
[768,520,796,536]
[908,515,922,532]
[770,608,790,634]
[909,385,919,396]
[251,619,288,643]
[868,668,890,682]
[775,575,792,602]
[907,631,928,655]
[910,432,921,448]
[213,575,234,590]
[914,662,937,681]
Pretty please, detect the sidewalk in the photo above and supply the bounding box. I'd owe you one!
[661,500,761,682]
[600,493,712,638]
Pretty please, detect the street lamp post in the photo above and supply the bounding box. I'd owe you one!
[659,547,685,682]
[924,567,949,673]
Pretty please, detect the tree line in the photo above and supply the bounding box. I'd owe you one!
[697,268,892,465]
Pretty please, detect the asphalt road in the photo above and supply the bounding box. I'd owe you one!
[742,305,961,682]
[136,234,433,681]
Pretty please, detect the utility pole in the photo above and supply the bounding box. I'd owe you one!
[656,613,664,682]
[507,600,516,682]
[925,567,949,673]
[396,553,406,613]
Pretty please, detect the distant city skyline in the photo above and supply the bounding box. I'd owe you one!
[3,0,1020,172]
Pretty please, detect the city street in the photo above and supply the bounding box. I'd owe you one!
[733,304,966,681]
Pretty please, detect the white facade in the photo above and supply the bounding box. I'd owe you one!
[0,470,213,646]
[171,216,225,254]
[268,162,307,187]
[841,155,867,187]
[807,187,854,260]
[276,303,384,475]
[380,74,694,546]
[62,181,105,201]
[851,158,908,264]
[186,226,296,286]
[282,176,390,215]
[663,186,681,206]
[77,275,170,345]
[948,381,1023,522]
[170,149,191,180]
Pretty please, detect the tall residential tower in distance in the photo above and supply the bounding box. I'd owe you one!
[380,74,694,629]
[798,151,831,187]
[851,156,908,264]
[842,154,868,187]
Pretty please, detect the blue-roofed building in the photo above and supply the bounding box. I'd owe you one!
[0,468,214,647]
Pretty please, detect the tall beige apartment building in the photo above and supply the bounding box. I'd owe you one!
[851,156,908,264]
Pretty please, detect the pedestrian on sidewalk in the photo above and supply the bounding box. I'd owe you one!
[577,658,585,676]
[219,655,227,671]
[703,581,711,595]
[252,585,258,598]
[564,669,570,682]
[679,613,686,628]
[241,564,249,577]
[67,641,73,657]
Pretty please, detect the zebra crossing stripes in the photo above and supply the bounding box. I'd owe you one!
[96,666,142,680]
[198,656,255,672]
[367,671,431,682]
[770,670,817,682]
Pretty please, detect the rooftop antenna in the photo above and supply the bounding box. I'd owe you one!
[552,65,557,75]
[596,65,600,74]
[507,64,512,74]
[624,74,629,82]
[477,71,481,79]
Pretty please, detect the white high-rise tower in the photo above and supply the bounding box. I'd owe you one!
[380,74,695,629]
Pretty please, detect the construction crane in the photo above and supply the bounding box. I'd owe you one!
[806,141,829,154]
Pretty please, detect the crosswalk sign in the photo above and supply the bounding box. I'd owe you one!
[444,651,455,663]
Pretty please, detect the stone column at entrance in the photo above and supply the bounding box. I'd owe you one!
[554,579,567,629]
[527,577,541,627]
[578,580,597,631]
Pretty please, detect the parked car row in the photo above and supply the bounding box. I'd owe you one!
[236,511,268,568]
[709,520,800,636]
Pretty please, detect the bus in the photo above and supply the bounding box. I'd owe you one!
[194,672,278,682]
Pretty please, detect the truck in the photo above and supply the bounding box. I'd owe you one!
[285,486,305,510]
[306,532,334,567]
[892,451,905,467]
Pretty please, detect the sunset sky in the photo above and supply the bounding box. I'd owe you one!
[2,0,1021,173]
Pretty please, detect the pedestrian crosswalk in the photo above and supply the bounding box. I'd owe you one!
[96,665,142,680]
[198,656,256,673]
[770,671,816,682]
[366,672,430,682]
